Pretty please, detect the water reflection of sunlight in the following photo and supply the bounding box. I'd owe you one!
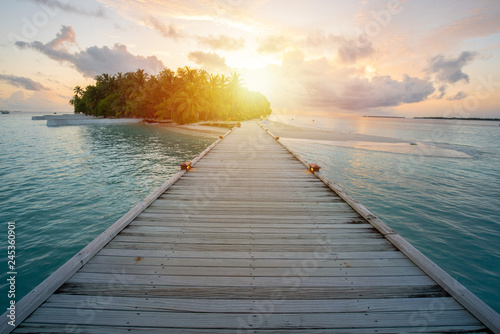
[347,150,371,191]
[283,138,472,158]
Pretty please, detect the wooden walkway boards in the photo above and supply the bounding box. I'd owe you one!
[4,122,500,333]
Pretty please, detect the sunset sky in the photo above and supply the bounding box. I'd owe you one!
[1,0,499,117]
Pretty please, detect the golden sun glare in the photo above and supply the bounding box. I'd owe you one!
[365,65,376,79]
[242,69,277,95]
[226,51,277,70]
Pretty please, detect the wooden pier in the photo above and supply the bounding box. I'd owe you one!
[3,122,500,333]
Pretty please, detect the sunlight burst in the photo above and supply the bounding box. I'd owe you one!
[242,68,278,95]
[365,65,376,79]
[226,51,279,71]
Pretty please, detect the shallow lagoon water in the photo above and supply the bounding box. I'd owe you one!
[0,114,215,304]
[274,115,500,313]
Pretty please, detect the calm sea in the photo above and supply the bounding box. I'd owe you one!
[272,114,500,313]
[0,114,215,307]
[1,113,499,315]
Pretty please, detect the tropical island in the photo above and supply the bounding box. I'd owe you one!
[69,67,272,124]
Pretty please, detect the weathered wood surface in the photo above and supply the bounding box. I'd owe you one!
[8,121,499,333]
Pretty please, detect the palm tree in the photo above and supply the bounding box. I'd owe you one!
[73,86,83,98]
[206,74,229,120]
[226,72,244,120]
[69,85,84,112]
[172,83,208,124]
[154,68,178,120]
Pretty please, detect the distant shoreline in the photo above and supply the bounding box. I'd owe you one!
[414,117,500,121]
[363,116,405,118]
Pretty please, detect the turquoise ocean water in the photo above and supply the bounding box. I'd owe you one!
[272,115,500,313]
[1,113,499,315]
[0,114,214,308]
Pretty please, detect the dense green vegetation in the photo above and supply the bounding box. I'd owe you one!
[69,67,272,123]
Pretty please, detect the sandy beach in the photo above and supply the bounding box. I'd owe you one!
[154,123,230,137]
[264,121,472,158]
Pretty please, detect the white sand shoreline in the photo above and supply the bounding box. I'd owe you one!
[265,121,472,158]
[265,121,406,143]
[282,138,472,158]
[151,123,228,137]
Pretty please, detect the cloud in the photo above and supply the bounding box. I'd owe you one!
[337,36,375,64]
[425,51,478,84]
[98,0,268,32]
[188,51,229,72]
[448,91,468,101]
[0,91,26,109]
[436,85,447,99]
[197,34,245,50]
[15,26,164,78]
[47,25,77,50]
[16,40,73,62]
[305,32,343,49]
[0,74,49,91]
[305,33,375,63]
[24,0,106,17]
[259,51,435,113]
[257,35,289,54]
[70,44,164,77]
[144,16,183,40]
[335,75,435,110]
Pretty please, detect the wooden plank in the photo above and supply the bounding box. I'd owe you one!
[138,212,363,219]
[87,255,416,268]
[119,230,379,238]
[174,178,323,183]
[127,226,374,233]
[158,196,339,202]
[128,223,374,230]
[23,308,481,329]
[141,210,360,217]
[169,183,327,187]
[125,222,374,230]
[174,174,325,178]
[79,263,426,277]
[111,235,388,245]
[56,284,448,300]
[98,248,409,259]
[149,201,350,208]
[13,324,491,333]
[135,213,366,223]
[163,189,332,195]
[115,235,384,243]
[104,241,396,252]
[190,128,234,166]
[143,209,357,215]
[44,294,461,313]
[67,272,436,287]
[129,219,369,225]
